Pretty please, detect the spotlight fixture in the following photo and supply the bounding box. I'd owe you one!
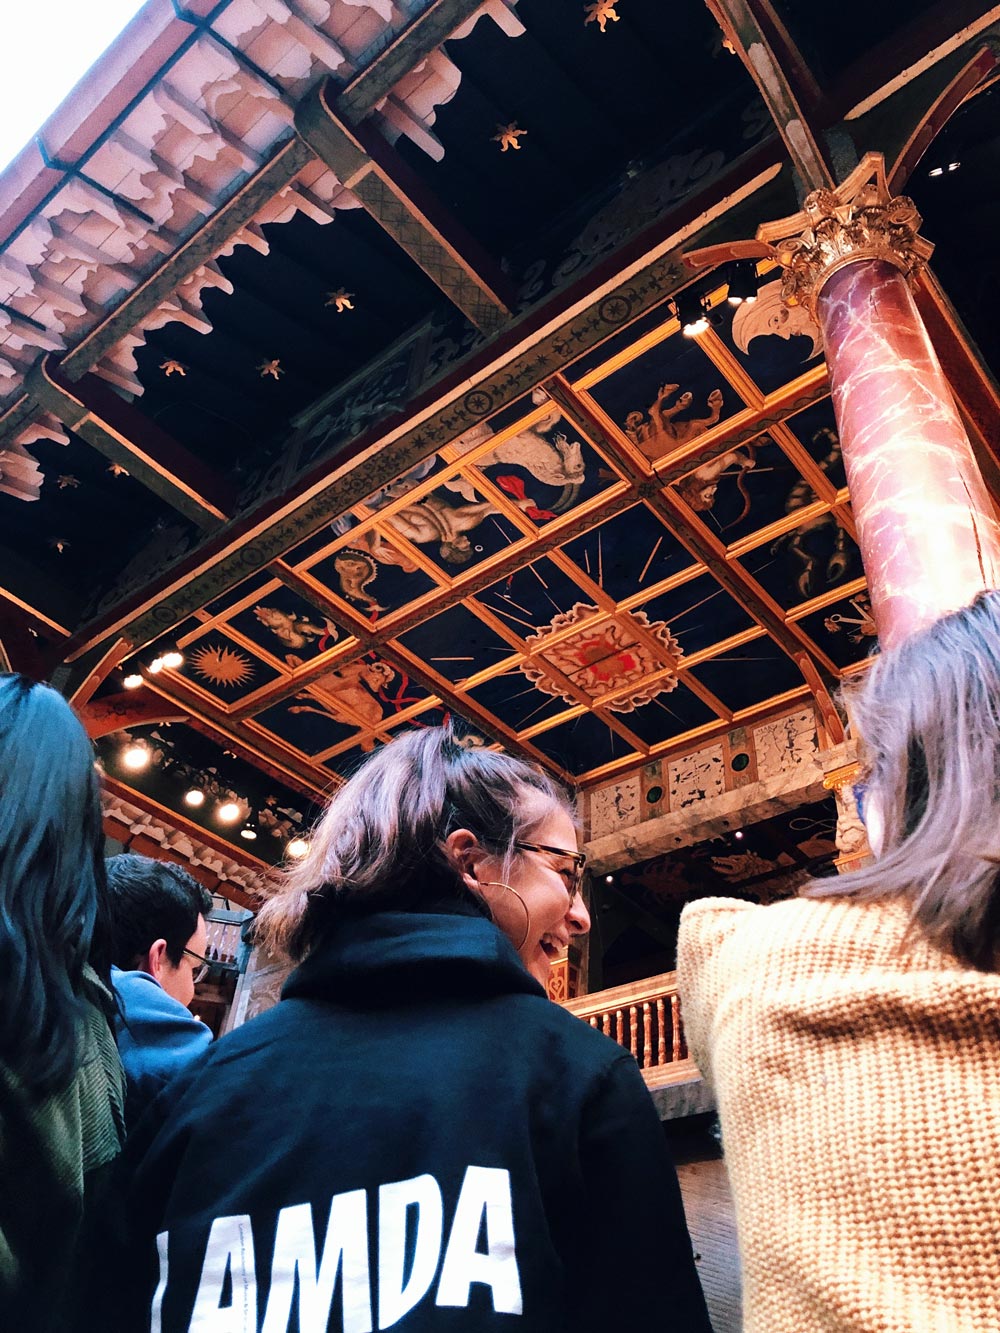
[735,830,744,840]
[674,289,709,336]
[948,160,961,172]
[240,821,258,842]
[605,873,614,884]
[726,260,759,306]
[928,166,944,177]
[286,838,310,860]
[122,670,143,690]
[217,800,242,825]
[160,643,184,669]
[183,787,206,808]
[147,654,165,674]
[122,741,150,772]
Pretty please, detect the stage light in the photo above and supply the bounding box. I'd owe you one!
[122,742,150,771]
[286,838,310,860]
[184,788,206,808]
[160,644,184,669]
[735,830,744,840]
[240,822,258,842]
[217,800,242,824]
[123,670,143,690]
[147,655,164,674]
[727,260,759,305]
[674,289,709,336]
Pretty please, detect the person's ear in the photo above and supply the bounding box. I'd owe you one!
[444,828,487,890]
[143,938,170,982]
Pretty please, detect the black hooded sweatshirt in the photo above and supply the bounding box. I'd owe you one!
[114,908,711,1332]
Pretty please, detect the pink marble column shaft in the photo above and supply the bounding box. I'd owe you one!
[817,258,1000,649]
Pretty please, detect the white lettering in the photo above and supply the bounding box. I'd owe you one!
[190,1214,257,1332]
[151,1231,168,1333]
[435,1167,523,1315]
[377,1175,443,1329]
[261,1192,372,1333]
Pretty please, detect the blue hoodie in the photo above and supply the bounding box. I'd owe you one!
[111,966,212,1126]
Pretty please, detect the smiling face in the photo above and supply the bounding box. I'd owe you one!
[465,800,591,986]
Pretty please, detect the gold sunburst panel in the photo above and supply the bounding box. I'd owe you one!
[190,643,255,687]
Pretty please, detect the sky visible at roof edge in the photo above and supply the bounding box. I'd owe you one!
[0,0,150,172]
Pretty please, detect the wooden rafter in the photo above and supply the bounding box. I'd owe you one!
[28,355,234,530]
[703,0,835,191]
[295,81,513,333]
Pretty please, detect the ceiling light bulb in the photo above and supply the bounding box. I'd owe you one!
[605,874,614,884]
[735,830,744,839]
[928,166,944,177]
[240,826,258,841]
[161,648,183,669]
[184,788,206,808]
[148,656,164,674]
[122,742,150,771]
[286,838,310,860]
[217,800,242,824]
[727,294,743,306]
[122,671,143,690]
[948,160,961,171]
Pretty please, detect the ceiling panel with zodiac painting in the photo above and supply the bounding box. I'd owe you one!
[121,272,879,833]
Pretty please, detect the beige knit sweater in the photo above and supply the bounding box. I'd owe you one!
[678,894,1000,1333]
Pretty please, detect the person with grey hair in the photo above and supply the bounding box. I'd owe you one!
[115,726,710,1332]
[679,589,1000,1332]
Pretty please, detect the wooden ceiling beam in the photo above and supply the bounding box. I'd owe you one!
[28,354,234,530]
[295,79,514,333]
[703,0,835,192]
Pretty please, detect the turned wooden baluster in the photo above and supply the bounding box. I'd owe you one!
[642,1002,652,1068]
[670,994,682,1062]
[656,998,666,1065]
[615,1008,623,1045]
[629,1005,639,1060]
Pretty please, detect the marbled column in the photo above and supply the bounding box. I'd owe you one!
[817,258,1000,649]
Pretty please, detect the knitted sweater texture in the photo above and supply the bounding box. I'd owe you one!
[678,894,1000,1333]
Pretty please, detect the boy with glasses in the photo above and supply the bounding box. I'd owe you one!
[106,854,213,1125]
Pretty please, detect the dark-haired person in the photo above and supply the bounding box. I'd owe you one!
[679,589,1000,1333]
[119,726,710,1331]
[0,674,125,1331]
[106,853,213,1125]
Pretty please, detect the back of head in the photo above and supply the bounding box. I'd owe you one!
[258,725,574,961]
[0,674,107,1096]
[809,590,1000,968]
[105,854,212,969]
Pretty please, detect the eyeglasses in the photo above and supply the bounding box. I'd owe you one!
[514,841,587,899]
[182,947,213,984]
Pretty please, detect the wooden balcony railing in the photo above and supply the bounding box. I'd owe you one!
[561,971,700,1089]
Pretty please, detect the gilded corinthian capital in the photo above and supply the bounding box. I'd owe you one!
[683,152,934,320]
[757,152,934,317]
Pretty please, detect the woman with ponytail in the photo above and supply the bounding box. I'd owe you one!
[0,674,125,1330]
[119,726,709,1332]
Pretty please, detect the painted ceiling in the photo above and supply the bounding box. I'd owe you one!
[1,0,997,871]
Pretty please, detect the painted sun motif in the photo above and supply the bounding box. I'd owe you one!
[190,643,255,688]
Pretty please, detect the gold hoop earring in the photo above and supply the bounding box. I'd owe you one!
[479,881,531,951]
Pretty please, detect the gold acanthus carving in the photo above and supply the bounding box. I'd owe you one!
[757,153,934,318]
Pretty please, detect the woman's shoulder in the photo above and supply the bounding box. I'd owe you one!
[680,892,902,970]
